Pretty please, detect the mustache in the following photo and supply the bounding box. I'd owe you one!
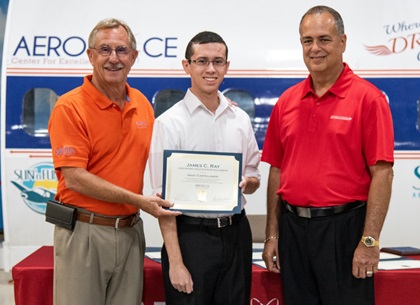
[104,64,124,70]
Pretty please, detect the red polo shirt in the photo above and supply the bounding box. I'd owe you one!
[261,64,394,207]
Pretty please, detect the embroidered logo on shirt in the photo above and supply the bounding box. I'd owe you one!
[251,298,280,305]
[55,146,75,156]
[330,115,352,121]
[136,121,147,128]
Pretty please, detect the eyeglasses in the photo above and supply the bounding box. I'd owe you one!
[90,45,132,57]
[188,58,228,67]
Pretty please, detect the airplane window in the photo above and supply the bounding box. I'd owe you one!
[222,88,255,119]
[153,89,185,118]
[22,88,58,137]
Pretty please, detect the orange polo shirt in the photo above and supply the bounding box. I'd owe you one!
[48,75,154,216]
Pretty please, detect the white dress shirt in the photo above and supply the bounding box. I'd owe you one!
[149,89,261,218]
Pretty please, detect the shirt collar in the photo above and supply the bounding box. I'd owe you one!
[301,63,353,100]
[83,75,132,110]
[184,89,234,115]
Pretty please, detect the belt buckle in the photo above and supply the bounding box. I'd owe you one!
[114,214,137,229]
[296,207,312,218]
[217,216,232,228]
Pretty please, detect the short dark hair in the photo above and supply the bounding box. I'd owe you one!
[300,5,345,36]
[185,31,228,60]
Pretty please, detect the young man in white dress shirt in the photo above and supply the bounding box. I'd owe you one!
[149,31,261,305]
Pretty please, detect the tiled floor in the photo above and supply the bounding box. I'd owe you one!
[0,270,14,305]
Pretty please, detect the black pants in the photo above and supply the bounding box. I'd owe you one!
[279,203,374,305]
[161,214,252,305]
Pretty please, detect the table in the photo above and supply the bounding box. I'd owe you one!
[12,246,420,305]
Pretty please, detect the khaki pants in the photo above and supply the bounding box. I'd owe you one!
[53,218,145,305]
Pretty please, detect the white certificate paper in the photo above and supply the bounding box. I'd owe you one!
[162,150,242,213]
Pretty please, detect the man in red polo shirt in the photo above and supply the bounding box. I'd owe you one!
[261,5,394,305]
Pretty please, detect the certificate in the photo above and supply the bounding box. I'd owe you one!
[162,150,242,213]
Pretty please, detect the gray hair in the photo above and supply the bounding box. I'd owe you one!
[300,5,345,35]
[88,18,137,49]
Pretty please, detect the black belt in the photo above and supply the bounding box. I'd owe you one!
[284,201,366,218]
[177,210,245,228]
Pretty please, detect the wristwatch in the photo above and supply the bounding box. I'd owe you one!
[361,236,379,247]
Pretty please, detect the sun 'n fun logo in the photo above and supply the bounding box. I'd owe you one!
[11,162,57,214]
[412,166,420,198]
[364,20,420,61]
